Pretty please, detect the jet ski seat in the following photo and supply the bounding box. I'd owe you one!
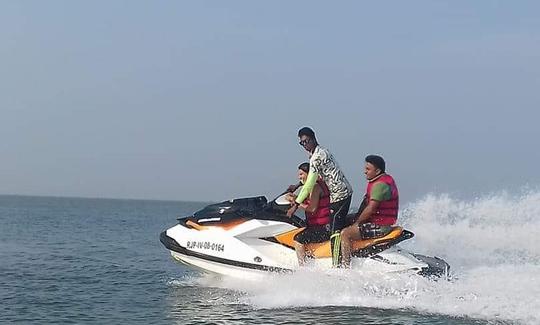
[274,226,409,259]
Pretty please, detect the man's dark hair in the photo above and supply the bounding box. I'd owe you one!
[365,155,386,173]
[298,127,316,139]
[298,162,310,173]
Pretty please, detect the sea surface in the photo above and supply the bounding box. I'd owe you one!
[1,193,538,324]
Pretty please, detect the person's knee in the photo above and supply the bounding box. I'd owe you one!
[340,226,352,239]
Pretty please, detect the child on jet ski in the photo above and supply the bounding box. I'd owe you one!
[286,163,332,265]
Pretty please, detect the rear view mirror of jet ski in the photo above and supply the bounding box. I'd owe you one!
[159,192,450,280]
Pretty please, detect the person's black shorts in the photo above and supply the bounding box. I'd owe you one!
[358,222,393,239]
[330,195,352,233]
[294,224,331,244]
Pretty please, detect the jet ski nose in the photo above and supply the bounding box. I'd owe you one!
[160,230,180,252]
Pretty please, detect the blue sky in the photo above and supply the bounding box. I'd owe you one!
[1,1,539,204]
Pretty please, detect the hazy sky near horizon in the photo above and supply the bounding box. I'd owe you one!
[2,1,539,205]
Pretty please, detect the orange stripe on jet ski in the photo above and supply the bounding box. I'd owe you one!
[274,228,306,248]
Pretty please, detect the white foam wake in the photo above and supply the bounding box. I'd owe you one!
[182,189,540,324]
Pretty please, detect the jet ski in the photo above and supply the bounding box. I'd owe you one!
[160,193,450,280]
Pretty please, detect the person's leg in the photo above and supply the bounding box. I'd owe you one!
[329,195,352,267]
[340,224,362,268]
[293,226,330,266]
[293,229,310,266]
[294,241,306,266]
[359,223,393,239]
[330,196,352,233]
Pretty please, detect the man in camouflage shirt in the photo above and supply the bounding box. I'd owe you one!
[287,127,353,266]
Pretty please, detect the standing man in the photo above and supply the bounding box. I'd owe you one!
[340,155,399,268]
[287,127,353,267]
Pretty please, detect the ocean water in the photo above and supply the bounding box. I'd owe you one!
[1,192,538,324]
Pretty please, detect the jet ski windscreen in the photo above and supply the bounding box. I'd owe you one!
[274,193,291,206]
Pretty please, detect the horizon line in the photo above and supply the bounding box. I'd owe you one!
[0,192,215,204]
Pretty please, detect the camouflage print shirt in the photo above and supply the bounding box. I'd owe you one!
[309,145,353,203]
